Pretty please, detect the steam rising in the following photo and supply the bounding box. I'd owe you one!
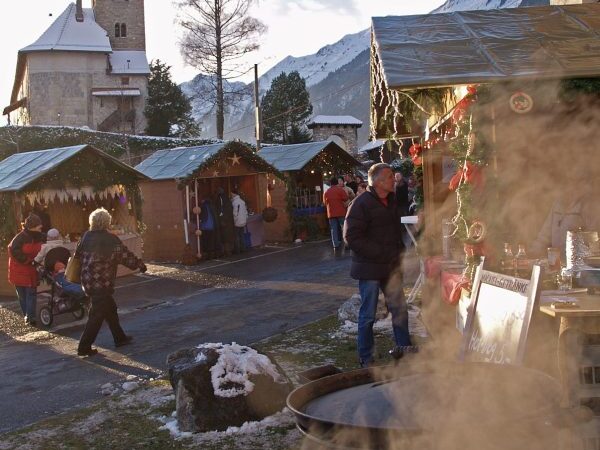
[296,81,599,449]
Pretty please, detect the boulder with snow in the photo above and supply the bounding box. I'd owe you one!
[166,343,292,432]
[338,293,388,323]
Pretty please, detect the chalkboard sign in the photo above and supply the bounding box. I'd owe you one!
[459,265,541,365]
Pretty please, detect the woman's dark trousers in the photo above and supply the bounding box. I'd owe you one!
[78,295,127,352]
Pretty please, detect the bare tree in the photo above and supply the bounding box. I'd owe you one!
[177,0,267,139]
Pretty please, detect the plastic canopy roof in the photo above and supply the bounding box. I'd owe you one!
[135,143,228,180]
[258,141,360,172]
[0,145,146,192]
[372,4,600,90]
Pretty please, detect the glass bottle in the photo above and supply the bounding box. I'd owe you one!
[501,243,514,275]
[514,244,528,278]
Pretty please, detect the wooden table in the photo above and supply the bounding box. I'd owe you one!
[540,292,600,407]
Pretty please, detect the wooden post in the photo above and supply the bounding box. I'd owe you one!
[194,179,201,258]
[185,185,191,246]
[254,64,262,152]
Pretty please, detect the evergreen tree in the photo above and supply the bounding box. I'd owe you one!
[144,60,200,138]
[261,71,313,144]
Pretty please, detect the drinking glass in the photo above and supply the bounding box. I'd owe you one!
[558,267,573,291]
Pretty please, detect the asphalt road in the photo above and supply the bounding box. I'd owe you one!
[0,241,355,434]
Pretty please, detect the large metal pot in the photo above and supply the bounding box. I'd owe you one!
[287,362,568,450]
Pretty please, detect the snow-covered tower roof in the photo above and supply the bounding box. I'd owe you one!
[307,115,363,128]
[20,3,111,53]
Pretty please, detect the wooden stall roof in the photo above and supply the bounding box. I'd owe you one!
[0,144,147,192]
[372,4,600,91]
[258,140,361,172]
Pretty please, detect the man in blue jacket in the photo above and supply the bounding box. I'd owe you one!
[343,163,416,367]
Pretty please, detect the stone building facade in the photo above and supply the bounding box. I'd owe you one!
[307,115,363,155]
[3,0,149,134]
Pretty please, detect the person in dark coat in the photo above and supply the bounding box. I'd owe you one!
[199,198,219,259]
[394,172,409,217]
[8,214,45,326]
[76,208,146,356]
[343,163,415,367]
[214,188,235,256]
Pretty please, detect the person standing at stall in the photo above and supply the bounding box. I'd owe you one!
[199,196,219,259]
[8,214,45,326]
[76,208,146,357]
[344,163,415,368]
[324,177,349,251]
[345,173,358,194]
[215,187,235,257]
[231,189,248,254]
[394,172,409,217]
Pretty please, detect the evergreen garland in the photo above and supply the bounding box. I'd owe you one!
[559,77,600,102]
[0,194,17,247]
[176,141,284,187]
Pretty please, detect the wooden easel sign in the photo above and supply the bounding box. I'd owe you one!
[459,265,541,365]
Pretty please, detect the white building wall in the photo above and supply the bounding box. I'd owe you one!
[25,52,147,133]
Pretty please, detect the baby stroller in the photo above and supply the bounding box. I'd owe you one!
[36,246,89,328]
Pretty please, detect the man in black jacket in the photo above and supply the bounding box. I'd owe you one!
[76,208,146,356]
[343,163,415,367]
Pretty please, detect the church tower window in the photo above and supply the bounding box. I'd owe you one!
[115,23,121,38]
[121,23,127,37]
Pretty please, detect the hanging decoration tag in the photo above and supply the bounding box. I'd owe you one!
[509,91,533,114]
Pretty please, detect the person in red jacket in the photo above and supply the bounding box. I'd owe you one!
[8,214,45,326]
[323,177,348,250]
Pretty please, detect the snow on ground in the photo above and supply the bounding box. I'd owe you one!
[13,330,60,343]
[157,408,295,443]
[331,305,429,339]
[197,343,286,397]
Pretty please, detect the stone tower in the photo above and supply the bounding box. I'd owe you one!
[92,0,146,50]
[307,115,363,155]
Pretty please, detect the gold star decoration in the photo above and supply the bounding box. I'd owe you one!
[212,170,219,177]
[228,153,241,166]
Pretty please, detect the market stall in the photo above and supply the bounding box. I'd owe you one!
[135,141,279,261]
[0,144,147,295]
[370,3,600,423]
[258,140,361,242]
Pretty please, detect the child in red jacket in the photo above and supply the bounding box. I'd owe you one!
[8,214,44,326]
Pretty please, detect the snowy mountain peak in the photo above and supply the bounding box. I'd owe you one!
[258,28,370,89]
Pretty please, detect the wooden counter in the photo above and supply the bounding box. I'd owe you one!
[539,291,600,409]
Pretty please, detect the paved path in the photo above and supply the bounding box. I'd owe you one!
[0,241,355,433]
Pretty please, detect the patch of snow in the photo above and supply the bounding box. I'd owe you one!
[158,416,194,440]
[13,330,58,343]
[194,352,207,363]
[125,375,138,381]
[197,343,286,398]
[122,381,140,392]
[333,304,428,338]
[157,408,294,440]
[341,320,358,333]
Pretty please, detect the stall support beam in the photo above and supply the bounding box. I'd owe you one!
[194,179,201,258]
